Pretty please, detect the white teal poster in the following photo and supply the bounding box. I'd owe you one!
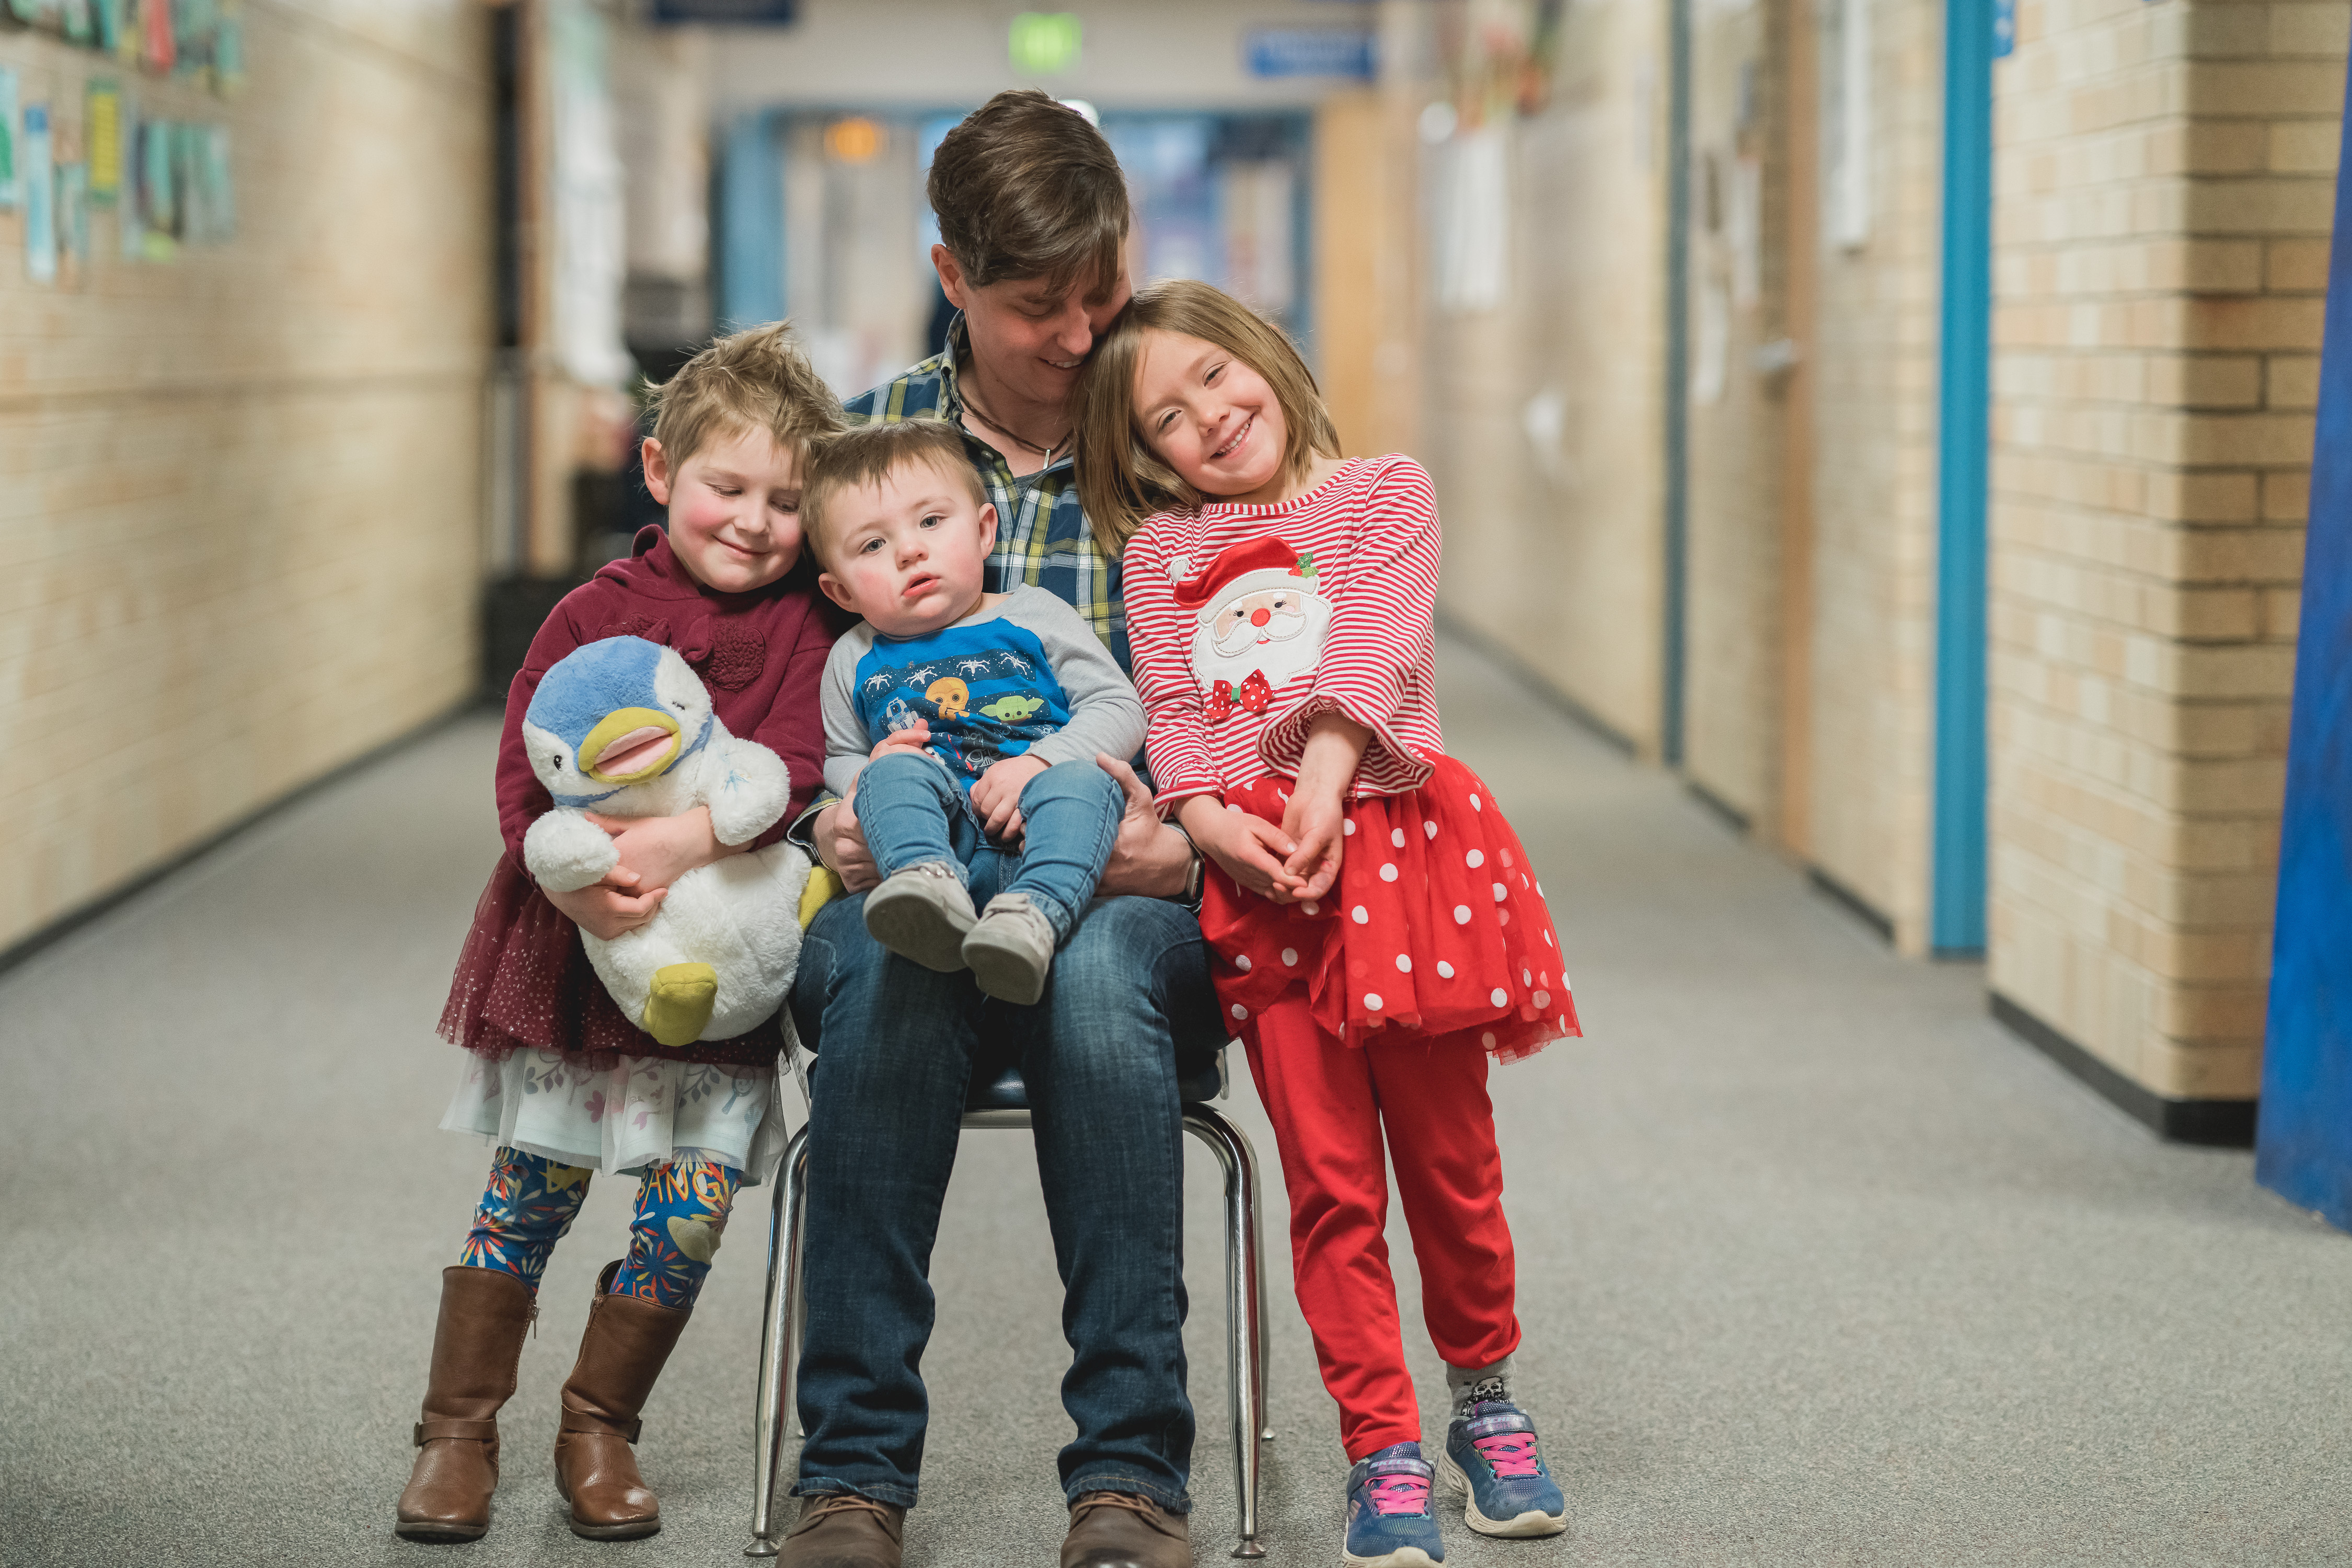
[25,102,57,284]
[0,68,17,212]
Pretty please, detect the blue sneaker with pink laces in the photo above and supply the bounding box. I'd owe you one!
[1343,1443,1444,1565]
[1439,1400,1567,1537]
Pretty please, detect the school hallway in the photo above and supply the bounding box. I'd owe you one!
[3,627,2347,1568]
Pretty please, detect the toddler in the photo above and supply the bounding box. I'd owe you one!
[808,419,1145,1004]
[1079,280,1582,1568]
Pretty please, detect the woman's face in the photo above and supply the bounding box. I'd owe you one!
[1131,328,1290,503]
[935,245,1131,419]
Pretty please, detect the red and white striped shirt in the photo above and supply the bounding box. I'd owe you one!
[1123,454,1445,811]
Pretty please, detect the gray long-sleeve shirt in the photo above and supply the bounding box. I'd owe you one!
[822,584,1148,800]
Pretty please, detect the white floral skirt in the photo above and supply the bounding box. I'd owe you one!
[440,1047,792,1185]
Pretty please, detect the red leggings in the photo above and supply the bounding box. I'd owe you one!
[1245,997,1521,1459]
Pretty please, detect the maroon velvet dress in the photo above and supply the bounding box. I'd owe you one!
[437,526,848,1071]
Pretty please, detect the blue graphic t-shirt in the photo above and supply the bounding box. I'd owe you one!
[821,585,1148,801]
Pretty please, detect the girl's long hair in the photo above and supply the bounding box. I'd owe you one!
[1074,279,1341,556]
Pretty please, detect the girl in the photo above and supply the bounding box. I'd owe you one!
[395,323,846,1544]
[1078,281,1579,1568]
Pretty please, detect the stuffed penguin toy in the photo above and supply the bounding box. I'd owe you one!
[520,636,811,1047]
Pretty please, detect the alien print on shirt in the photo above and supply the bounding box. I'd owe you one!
[847,620,1075,788]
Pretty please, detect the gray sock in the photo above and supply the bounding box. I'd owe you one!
[1446,1354,1516,1420]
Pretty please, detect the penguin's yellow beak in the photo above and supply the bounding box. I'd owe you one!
[581,707,682,783]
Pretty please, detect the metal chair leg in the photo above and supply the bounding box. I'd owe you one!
[744,1126,811,1557]
[1186,1107,1266,1559]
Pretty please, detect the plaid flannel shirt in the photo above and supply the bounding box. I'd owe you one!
[841,319,1129,675]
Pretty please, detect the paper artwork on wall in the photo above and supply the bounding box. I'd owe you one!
[0,68,17,212]
[136,113,175,258]
[118,87,143,257]
[25,102,57,284]
[56,157,89,283]
[86,77,119,201]
[141,0,174,73]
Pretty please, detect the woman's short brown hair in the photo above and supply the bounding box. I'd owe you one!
[928,89,1129,302]
[1074,280,1341,554]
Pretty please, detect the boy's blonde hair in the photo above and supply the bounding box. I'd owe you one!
[1074,280,1341,554]
[644,320,844,469]
[801,419,988,567]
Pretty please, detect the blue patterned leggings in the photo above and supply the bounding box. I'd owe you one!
[459,1147,743,1309]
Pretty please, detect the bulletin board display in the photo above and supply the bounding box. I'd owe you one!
[0,0,240,285]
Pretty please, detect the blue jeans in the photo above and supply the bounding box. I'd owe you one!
[856,751,1124,940]
[787,881,1227,1512]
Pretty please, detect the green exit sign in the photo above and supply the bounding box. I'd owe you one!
[1009,12,1081,75]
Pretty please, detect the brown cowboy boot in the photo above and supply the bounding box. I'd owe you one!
[778,1493,906,1567]
[394,1265,536,1541]
[551,1260,693,1539]
[1060,1490,1191,1568]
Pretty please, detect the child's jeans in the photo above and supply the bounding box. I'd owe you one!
[856,750,1124,942]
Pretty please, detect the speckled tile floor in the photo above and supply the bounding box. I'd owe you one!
[6,631,2350,1568]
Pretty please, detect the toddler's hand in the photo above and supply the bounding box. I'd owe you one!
[869,721,930,762]
[1278,787,1346,905]
[1180,796,1307,902]
[544,879,667,941]
[973,754,1048,842]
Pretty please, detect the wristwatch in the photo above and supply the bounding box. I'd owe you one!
[1170,823,1207,912]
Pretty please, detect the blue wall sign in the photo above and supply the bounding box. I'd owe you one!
[2255,50,2352,1227]
[652,0,798,22]
[1244,29,1376,80]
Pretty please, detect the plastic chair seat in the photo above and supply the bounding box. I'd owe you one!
[965,1056,1226,1115]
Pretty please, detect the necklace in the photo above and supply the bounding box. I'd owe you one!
[960,388,1071,465]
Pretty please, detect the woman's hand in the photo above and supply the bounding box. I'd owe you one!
[813,799,880,892]
[544,878,667,941]
[1096,754,1198,900]
[1178,795,1306,903]
[584,804,739,894]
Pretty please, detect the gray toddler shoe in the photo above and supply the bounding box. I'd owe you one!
[962,892,1059,1005]
[863,861,977,972]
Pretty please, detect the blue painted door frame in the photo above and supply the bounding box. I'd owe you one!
[2254,51,2352,1227]
[717,111,785,332]
[1932,0,1993,954]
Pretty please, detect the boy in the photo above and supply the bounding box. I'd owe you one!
[806,420,1143,1005]
[400,319,846,1546]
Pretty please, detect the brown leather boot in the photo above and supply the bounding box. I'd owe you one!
[394,1265,536,1541]
[551,1260,692,1539]
[778,1494,906,1567]
[1060,1491,1191,1568]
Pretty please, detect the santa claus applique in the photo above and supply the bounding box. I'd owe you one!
[1167,536,1334,725]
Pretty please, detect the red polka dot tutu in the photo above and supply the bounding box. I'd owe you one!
[1199,755,1579,1062]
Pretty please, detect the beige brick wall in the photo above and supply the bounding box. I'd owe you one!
[0,5,492,954]
[1989,0,2340,1096]
[1684,0,1788,824]
[1423,0,1669,751]
[1804,0,1945,949]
